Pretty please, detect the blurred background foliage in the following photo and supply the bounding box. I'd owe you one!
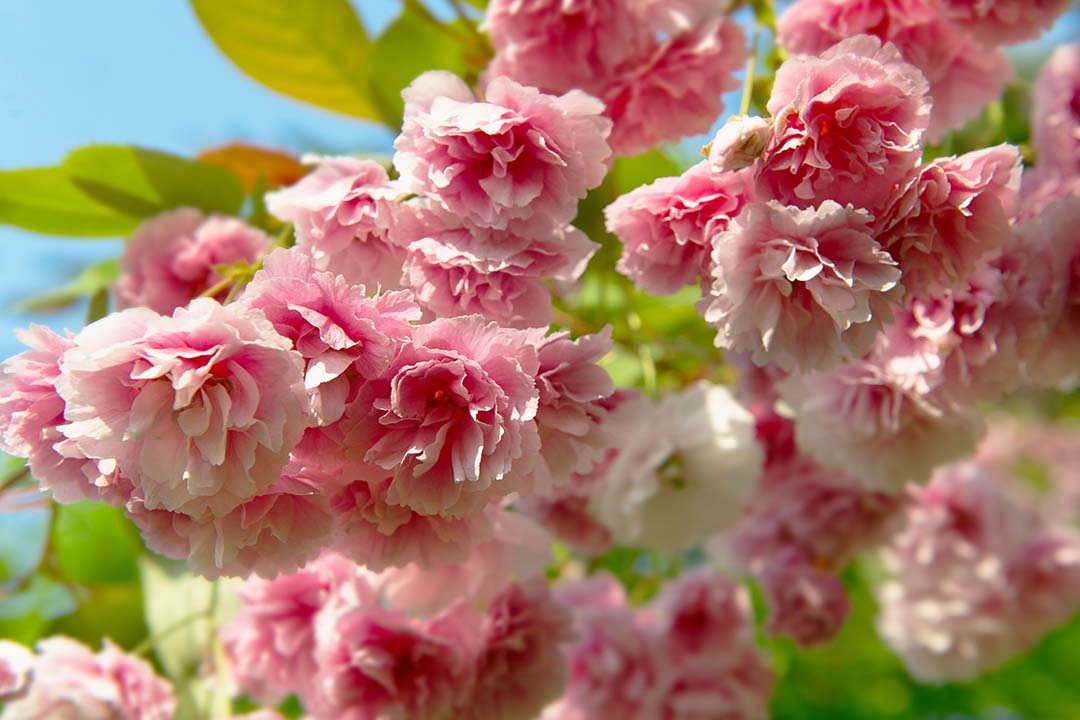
[1,0,1079,718]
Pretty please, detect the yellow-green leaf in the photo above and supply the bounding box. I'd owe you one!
[0,167,139,237]
[190,0,391,123]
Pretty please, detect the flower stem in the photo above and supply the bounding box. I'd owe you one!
[740,25,761,117]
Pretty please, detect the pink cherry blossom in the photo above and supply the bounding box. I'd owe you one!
[240,248,419,425]
[606,163,755,295]
[1,637,175,720]
[56,298,310,518]
[221,554,361,704]
[127,465,334,579]
[706,115,772,174]
[878,462,1080,682]
[266,155,407,291]
[310,580,480,720]
[759,35,929,210]
[776,0,1011,142]
[344,315,541,518]
[328,475,496,571]
[531,327,615,493]
[464,579,573,720]
[394,72,611,231]
[113,208,272,314]
[1032,43,1080,180]
[702,199,902,372]
[1029,197,1080,385]
[759,547,850,646]
[938,0,1072,46]
[483,0,651,98]
[602,18,747,156]
[875,145,1021,297]
[0,326,129,505]
[779,328,985,491]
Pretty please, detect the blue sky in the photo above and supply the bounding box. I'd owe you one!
[0,1,1076,359]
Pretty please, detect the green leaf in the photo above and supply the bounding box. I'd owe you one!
[64,145,245,218]
[0,167,139,237]
[369,7,470,125]
[190,0,391,123]
[52,501,143,585]
[13,257,120,313]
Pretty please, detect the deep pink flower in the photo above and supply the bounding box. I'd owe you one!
[240,248,419,425]
[394,72,611,231]
[1032,43,1080,179]
[113,208,272,314]
[345,315,541,518]
[464,579,574,720]
[875,145,1021,296]
[777,0,1010,142]
[2,637,175,720]
[266,155,407,291]
[758,35,929,210]
[0,326,130,505]
[938,0,1072,45]
[760,547,850,646]
[602,18,747,156]
[221,552,368,705]
[702,199,902,372]
[56,298,310,518]
[483,0,650,98]
[310,584,480,720]
[606,163,755,295]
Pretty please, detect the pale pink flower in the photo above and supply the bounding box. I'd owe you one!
[240,248,419,425]
[0,326,128,505]
[606,163,755,295]
[310,582,480,720]
[590,383,764,552]
[464,579,574,720]
[938,0,1072,45]
[1032,43,1080,179]
[0,640,32,702]
[531,327,615,493]
[56,298,310,518]
[1019,167,1080,219]
[602,18,747,155]
[779,329,985,491]
[878,463,1080,682]
[759,35,929,209]
[344,315,541,517]
[113,208,272,314]
[328,475,496,571]
[483,0,651,98]
[776,0,1011,142]
[394,72,611,231]
[127,466,334,579]
[1,637,175,720]
[759,547,850,646]
[875,145,1021,296]
[706,115,773,174]
[703,199,902,372]
[221,552,367,705]
[266,155,406,291]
